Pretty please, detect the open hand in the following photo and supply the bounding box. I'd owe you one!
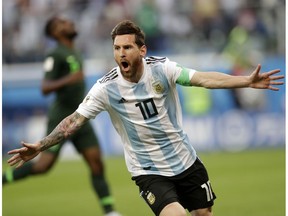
[7,141,41,168]
[249,64,284,91]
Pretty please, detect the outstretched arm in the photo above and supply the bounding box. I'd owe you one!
[7,111,89,168]
[191,64,284,90]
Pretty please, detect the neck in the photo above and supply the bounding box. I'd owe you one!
[58,39,74,48]
[137,63,144,82]
[131,62,144,83]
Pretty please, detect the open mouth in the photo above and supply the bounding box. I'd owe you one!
[121,62,128,68]
[121,61,130,71]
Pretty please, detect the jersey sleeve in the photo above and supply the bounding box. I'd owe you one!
[76,81,106,119]
[43,53,60,80]
[164,58,196,86]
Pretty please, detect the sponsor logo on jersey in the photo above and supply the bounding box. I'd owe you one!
[118,97,127,103]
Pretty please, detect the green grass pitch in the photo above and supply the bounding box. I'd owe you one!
[2,148,285,216]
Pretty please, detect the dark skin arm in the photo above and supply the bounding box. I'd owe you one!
[41,71,84,95]
[7,111,89,168]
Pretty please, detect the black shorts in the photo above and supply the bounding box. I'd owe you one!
[132,158,216,216]
[46,121,100,155]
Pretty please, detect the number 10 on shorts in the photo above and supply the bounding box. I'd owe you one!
[201,180,213,201]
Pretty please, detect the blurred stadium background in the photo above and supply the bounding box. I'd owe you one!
[2,0,285,215]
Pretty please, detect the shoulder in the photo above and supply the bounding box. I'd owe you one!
[145,56,176,73]
[45,46,63,59]
[98,67,119,85]
[87,68,119,99]
[145,56,168,65]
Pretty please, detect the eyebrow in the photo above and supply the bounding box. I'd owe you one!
[113,43,133,47]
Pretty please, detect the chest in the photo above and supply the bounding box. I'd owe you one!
[107,75,170,121]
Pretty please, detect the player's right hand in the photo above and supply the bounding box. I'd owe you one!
[7,141,41,168]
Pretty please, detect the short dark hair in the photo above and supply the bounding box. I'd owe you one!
[111,20,145,47]
[44,17,58,38]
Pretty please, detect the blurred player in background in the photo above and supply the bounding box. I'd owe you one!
[2,16,121,216]
[7,20,284,216]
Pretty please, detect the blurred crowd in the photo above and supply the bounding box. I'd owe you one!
[2,0,285,152]
[3,0,285,64]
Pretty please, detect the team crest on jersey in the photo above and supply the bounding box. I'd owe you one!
[146,191,156,205]
[152,81,164,94]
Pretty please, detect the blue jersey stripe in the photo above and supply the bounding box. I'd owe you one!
[134,70,186,175]
[106,82,159,173]
[76,57,198,176]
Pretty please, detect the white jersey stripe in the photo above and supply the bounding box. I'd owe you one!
[106,82,160,174]
[131,82,185,175]
[77,56,198,177]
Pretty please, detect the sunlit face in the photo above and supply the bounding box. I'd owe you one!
[113,34,146,83]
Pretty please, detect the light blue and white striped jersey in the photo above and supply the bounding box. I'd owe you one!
[77,56,197,177]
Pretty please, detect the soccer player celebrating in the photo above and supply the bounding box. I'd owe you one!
[3,17,121,216]
[7,20,284,216]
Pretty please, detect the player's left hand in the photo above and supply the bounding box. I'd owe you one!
[7,141,41,168]
[249,64,284,91]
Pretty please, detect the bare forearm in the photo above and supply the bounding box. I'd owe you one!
[39,111,88,151]
[191,71,250,89]
[41,79,65,95]
[206,72,250,89]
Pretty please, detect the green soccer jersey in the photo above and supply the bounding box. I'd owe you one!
[43,43,85,122]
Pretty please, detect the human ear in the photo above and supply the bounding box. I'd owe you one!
[140,45,147,58]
